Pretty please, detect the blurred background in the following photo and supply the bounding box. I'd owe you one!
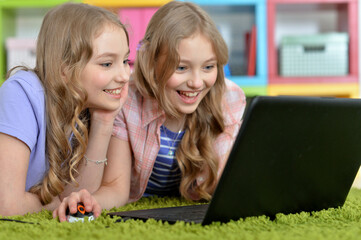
[0,0,359,98]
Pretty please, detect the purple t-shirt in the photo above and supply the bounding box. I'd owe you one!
[0,70,47,191]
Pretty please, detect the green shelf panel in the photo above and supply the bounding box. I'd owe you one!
[241,86,267,97]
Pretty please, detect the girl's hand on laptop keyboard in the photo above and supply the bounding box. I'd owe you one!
[53,189,101,222]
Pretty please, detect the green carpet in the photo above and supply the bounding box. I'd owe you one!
[2,188,361,240]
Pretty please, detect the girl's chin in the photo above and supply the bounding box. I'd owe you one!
[88,103,120,112]
[175,104,201,115]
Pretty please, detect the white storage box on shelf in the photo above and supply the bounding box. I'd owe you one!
[6,38,36,71]
[280,33,349,77]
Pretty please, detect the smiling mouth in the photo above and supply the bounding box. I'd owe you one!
[177,90,201,98]
[104,87,123,95]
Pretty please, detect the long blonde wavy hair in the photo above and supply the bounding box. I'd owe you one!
[7,3,129,204]
[134,1,228,200]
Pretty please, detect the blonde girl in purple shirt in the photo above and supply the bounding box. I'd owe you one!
[0,3,130,217]
[55,1,246,221]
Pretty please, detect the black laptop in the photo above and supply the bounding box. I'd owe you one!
[108,96,361,225]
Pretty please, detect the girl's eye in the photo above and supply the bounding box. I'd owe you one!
[204,64,216,71]
[101,62,112,67]
[177,66,187,71]
[123,59,130,65]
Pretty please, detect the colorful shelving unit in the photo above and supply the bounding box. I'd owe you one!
[267,0,359,98]
[0,0,170,83]
[0,0,358,99]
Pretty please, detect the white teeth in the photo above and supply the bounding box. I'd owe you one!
[180,91,198,97]
[104,88,122,95]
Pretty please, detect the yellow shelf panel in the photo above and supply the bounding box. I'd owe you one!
[83,0,171,7]
[268,83,359,98]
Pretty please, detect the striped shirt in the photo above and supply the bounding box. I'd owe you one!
[113,79,246,203]
[144,126,185,197]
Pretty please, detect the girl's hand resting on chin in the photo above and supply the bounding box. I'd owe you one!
[53,189,101,222]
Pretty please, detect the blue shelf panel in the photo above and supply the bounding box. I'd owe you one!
[255,1,267,80]
[228,75,267,86]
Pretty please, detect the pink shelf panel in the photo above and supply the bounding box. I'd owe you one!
[118,8,158,64]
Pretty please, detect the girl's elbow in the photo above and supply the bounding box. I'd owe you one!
[119,193,130,207]
[112,190,129,209]
[0,192,39,216]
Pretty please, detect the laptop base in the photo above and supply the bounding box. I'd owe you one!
[108,204,209,224]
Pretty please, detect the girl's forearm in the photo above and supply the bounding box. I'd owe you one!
[93,185,129,210]
[61,121,113,198]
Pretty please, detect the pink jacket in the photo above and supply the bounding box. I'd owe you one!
[113,79,246,202]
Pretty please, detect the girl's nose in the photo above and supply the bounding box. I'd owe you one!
[115,65,130,83]
[187,71,203,89]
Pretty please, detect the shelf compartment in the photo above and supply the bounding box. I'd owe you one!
[267,0,358,85]
[192,0,267,88]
